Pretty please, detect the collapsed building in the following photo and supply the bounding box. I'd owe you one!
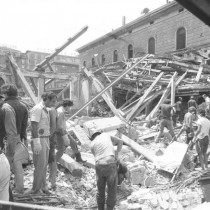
[1,0,210,210]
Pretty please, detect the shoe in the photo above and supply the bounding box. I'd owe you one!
[75,152,86,163]
[42,188,51,194]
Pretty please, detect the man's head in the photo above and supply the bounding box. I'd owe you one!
[1,84,18,99]
[198,109,205,117]
[202,94,207,99]
[42,92,57,108]
[61,100,74,113]
[164,99,171,104]
[90,131,102,141]
[178,97,183,102]
[190,96,195,100]
[188,106,196,113]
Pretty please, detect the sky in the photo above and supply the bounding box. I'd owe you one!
[0,0,168,56]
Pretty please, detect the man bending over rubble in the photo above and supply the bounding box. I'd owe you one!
[29,92,57,194]
[155,100,177,143]
[90,130,123,210]
[193,109,210,170]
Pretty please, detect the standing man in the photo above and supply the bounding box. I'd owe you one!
[155,99,177,143]
[155,100,177,143]
[90,130,123,210]
[203,94,210,110]
[188,96,197,109]
[176,106,196,144]
[30,92,57,194]
[1,84,28,194]
[175,97,183,123]
[56,100,84,163]
[193,109,210,170]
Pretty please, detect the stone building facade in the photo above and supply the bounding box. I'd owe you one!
[77,1,210,68]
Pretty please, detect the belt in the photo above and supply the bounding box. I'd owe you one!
[40,136,50,138]
[96,155,116,165]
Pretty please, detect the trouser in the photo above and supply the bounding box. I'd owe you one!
[6,140,29,193]
[155,119,176,142]
[0,153,10,201]
[48,135,56,188]
[55,134,78,162]
[31,137,49,192]
[95,162,118,210]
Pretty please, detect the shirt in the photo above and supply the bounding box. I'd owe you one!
[4,97,28,140]
[160,104,173,120]
[91,133,115,162]
[30,101,50,137]
[175,101,182,112]
[48,108,58,135]
[196,117,210,139]
[183,112,193,128]
[188,99,197,108]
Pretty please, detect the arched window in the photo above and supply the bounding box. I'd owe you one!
[101,54,105,65]
[83,61,86,67]
[113,50,118,62]
[91,57,95,66]
[128,44,133,59]
[148,37,155,54]
[176,27,186,50]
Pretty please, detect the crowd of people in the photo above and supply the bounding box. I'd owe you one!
[156,94,210,170]
[1,83,210,210]
[0,84,125,210]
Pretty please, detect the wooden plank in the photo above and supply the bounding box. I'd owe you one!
[57,84,70,98]
[145,71,187,124]
[171,73,176,106]
[0,201,67,210]
[38,78,45,102]
[29,77,38,95]
[8,55,38,104]
[46,62,55,72]
[195,64,204,82]
[126,72,164,121]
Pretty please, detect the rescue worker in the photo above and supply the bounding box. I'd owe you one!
[188,96,197,109]
[155,100,177,143]
[90,129,123,210]
[193,109,210,170]
[176,106,196,144]
[55,100,84,163]
[175,97,183,123]
[1,84,28,194]
[29,92,57,194]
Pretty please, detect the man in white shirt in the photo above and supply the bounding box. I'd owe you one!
[193,109,210,170]
[90,130,123,210]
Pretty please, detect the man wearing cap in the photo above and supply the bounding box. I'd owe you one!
[29,92,57,194]
[193,109,210,170]
[188,96,197,109]
[176,106,196,144]
[90,129,123,210]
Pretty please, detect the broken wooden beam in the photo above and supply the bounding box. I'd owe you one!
[68,54,150,120]
[126,72,164,121]
[58,151,83,177]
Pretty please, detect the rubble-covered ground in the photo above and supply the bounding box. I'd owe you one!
[11,125,210,210]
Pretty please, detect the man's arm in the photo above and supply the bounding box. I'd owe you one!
[30,106,41,138]
[111,135,123,158]
[21,108,28,141]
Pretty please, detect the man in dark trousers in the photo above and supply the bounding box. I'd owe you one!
[1,84,28,194]
[188,96,197,109]
[90,130,123,210]
[155,99,177,143]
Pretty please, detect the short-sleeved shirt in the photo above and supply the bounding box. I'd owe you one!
[160,104,173,120]
[30,101,50,137]
[196,117,210,139]
[56,107,66,135]
[91,133,115,162]
[183,112,193,128]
